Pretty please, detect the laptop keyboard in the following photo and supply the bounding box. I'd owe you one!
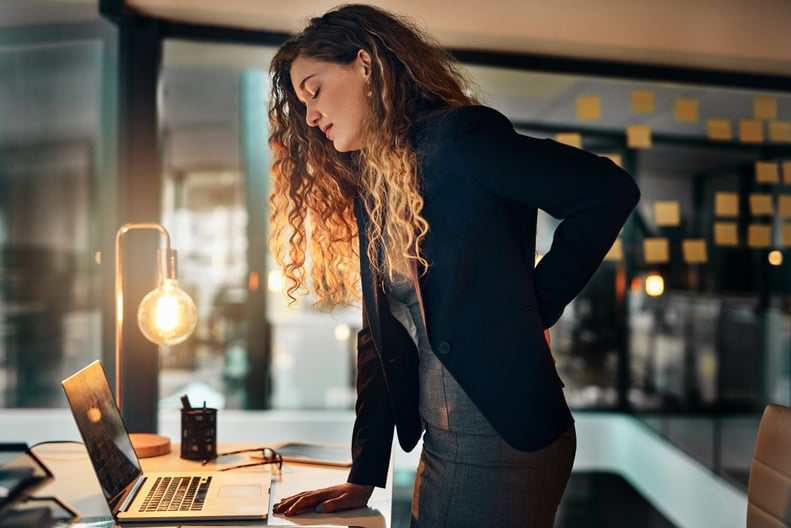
[139,476,212,512]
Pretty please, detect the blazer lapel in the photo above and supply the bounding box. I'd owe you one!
[355,198,385,349]
[355,197,427,360]
[409,258,428,334]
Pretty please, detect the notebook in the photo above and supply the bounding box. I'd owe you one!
[261,442,352,467]
[61,360,269,523]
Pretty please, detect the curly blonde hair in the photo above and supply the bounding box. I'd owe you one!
[269,4,477,308]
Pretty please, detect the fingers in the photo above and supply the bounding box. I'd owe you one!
[314,484,375,514]
[272,483,374,517]
[315,493,362,514]
[273,489,330,516]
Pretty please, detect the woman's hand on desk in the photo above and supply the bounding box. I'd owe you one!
[273,482,374,516]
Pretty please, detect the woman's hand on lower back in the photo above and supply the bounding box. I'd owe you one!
[272,482,375,516]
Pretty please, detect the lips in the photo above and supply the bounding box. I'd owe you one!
[321,124,333,138]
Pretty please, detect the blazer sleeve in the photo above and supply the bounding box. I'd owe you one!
[347,309,395,488]
[450,105,640,327]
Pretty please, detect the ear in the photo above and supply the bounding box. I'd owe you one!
[356,49,372,79]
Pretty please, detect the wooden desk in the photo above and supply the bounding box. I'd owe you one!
[31,441,390,527]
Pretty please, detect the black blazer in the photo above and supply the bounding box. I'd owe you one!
[347,105,640,487]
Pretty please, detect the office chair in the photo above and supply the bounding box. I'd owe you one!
[747,403,791,527]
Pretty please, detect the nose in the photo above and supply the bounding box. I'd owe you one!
[305,102,320,128]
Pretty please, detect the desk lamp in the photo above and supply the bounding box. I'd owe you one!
[116,222,198,458]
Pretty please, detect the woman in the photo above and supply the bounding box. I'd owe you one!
[268,4,639,527]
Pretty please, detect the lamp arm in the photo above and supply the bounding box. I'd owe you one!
[114,222,173,412]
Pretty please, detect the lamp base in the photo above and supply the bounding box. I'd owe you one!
[130,433,171,458]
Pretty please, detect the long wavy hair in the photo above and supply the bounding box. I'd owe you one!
[269,4,477,308]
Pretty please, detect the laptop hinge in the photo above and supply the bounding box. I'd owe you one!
[117,475,147,513]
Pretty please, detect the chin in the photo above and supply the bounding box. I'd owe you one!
[333,144,361,153]
[331,136,362,153]
[333,144,352,153]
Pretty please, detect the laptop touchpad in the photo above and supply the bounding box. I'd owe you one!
[218,485,264,498]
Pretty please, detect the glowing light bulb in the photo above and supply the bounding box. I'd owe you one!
[645,273,665,297]
[768,250,783,266]
[268,270,283,292]
[137,278,197,346]
[334,324,351,341]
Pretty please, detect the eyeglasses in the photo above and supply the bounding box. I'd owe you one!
[201,447,283,472]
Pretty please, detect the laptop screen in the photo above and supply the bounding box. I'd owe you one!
[62,361,142,511]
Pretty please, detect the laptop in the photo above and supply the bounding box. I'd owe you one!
[62,360,270,523]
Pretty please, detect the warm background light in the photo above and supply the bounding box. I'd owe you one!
[645,273,665,297]
[768,250,783,266]
[268,270,283,292]
[334,324,351,341]
[248,270,260,291]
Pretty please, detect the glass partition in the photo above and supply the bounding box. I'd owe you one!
[0,16,116,408]
[157,41,361,411]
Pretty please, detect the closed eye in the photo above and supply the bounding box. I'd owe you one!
[311,87,320,100]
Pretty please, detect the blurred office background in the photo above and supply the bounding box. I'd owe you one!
[1,1,790,526]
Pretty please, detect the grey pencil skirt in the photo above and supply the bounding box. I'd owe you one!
[410,423,576,528]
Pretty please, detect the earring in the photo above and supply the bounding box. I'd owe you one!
[367,90,373,97]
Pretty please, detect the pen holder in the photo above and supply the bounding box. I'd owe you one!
[180,407,217,460]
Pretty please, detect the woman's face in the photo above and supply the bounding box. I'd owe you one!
[290,50,371,152]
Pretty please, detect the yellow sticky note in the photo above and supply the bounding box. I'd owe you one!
[604,239,623,261]
[627,125,652,148]
[778,195,791,218]
[643,238,669,263]
[748,224,772,248]
[577,96,601,121]
[769,121,791,143]
[631,90,655,113]
[715,192,739,217]
[682,239,708,264]
[555,132,582,149]
[784,224,791,247]
[739,120,764,143]
[714,222,739,246]
[708,119,732,141]
[755,96,778,120]
[785,161,791,184]
[654,201,680,226]
[600,153,623,167]
[750,193,774,215]
[675,98,699,123]
[756,161,780,183]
